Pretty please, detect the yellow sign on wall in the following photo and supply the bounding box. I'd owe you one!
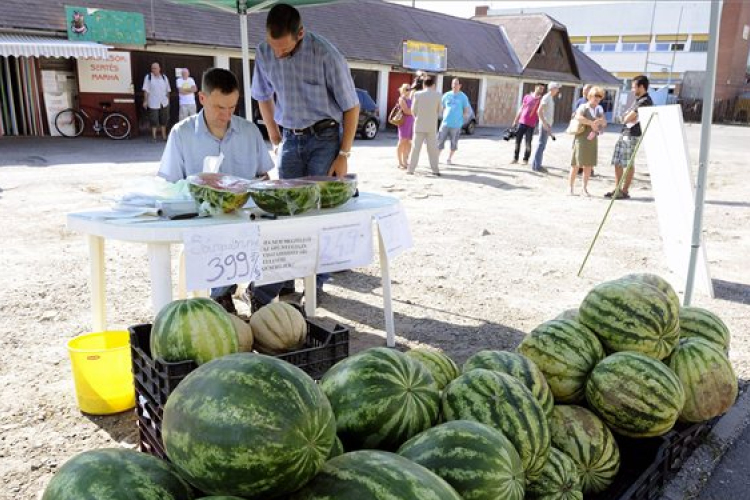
[402,40,447,72]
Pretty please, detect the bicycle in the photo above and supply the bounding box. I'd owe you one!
[54,102,132,140]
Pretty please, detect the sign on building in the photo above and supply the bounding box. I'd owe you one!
[65,6,146,46]
[77,51,134,94]
[402,40,447,72]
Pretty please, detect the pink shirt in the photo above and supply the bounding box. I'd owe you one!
[519,94,542,127]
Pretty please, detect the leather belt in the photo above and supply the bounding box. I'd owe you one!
[287,118,338,136]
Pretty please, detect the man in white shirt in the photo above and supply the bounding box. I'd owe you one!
[407,75,443,176]
[142,62,171,141]
[531,81,561,173]
[176,68,197,121]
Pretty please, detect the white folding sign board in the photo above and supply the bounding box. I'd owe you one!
[255,221,319,286]
[638,105,714,297]
[183,223,262,291]
[317,212,374,274]
[376,203,413,260]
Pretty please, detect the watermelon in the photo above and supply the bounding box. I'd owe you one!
[518,319,605,403]
[548,405,620,494]
[42,448,194,500]
[667,338,738,422]
[441,368,550,480]
[198,497,246,500]
[679,306,731,354]
[621,272,680,309]
[302,175,358,208]
[463,350,554,420]
[406,348,461,390]
[397,420,526,500]
[162,353,335,498]
[526,447,583,500]
[555,308,579,321]
[328,435,344,459]
[150,298,238,365]
[289,450,462,499]
[579,278,679,360]
[320,347,440,451]
[187,172,252,213]
[586,352,685,437]
[247,179,320,216]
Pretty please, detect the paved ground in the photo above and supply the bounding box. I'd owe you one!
[697,423,750,500]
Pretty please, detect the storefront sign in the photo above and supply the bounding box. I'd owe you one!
[77,51,133,94]
[183,224,263,292]
[66,6,146,46]
[255,223,319,286]
[403,40,447,72]
[317,213,374,274]
[376,204,413,260]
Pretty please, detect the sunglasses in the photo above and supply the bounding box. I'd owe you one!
[594,94,604,99]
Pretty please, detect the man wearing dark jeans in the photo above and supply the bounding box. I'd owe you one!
[250,3,359,310]
[510,83,544,165]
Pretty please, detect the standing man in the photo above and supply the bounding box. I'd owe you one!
[573,84,592,115]
[251,3,359,306]
[176,68,198,121]
[438,78,471,165]
[142,62,171,141]
[606,75,653,199]
[407,75,442,176]
[511,83,544,165]
[159,68,274,314]
[531,81,561,173]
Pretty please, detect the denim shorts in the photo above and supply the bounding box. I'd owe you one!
[438,126,461,151]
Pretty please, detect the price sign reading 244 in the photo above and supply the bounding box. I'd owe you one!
[183,224,263,292]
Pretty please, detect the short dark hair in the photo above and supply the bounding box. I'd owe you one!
[422,75,435,87]
[266,3,302,39]
[201,68,239,95]
[633,75,649,91]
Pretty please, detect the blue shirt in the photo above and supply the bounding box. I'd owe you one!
[441,91,470,129]
[251,32,359,129]
[158,110,274,182]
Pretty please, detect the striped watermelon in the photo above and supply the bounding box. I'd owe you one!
[405,349,461,390]
[555,309,579,321]
[548,405,620,494]
[667,338,738,423]
[621,272,680,310]
[42,448,194,500]
[518,319,605,403]
[162,353,335,498]
[679,306,731,354]
[320,347,440,451]
[198,497,246,499]
[398,420,526,500]
[441,369,550,480]
[151,298,238,365]
[526,447,583,500]
[463,350,554,420]
[586,352,685,437]
[289,450,462,499]
[579,279,679,360]
[328,435,344,459]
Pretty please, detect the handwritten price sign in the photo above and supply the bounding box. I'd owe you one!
[317,213,373,273]
[376,204,413,260]
[183,224,262,291]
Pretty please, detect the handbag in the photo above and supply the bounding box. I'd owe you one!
[388,104,405,127]
[566,117,585,135]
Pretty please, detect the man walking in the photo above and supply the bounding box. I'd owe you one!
[251,3,359,306]
[176,68,197,121]
[142,62,171,141]
[438,78,471,165]
[511,83,544,165]
[407,75,442,176]
[531,81,561,173]
[606,75,653,199]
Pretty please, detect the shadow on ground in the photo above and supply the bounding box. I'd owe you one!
[84,410,139,445]
[713,279,750,305]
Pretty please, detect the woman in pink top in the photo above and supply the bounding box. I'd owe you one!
[510,84,544,165]
[396,83,415,169]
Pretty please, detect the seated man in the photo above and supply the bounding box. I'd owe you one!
[159,67,274,314]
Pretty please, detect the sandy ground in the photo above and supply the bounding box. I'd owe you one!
[1,122,748,498]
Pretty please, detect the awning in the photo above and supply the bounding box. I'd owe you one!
[0,34,110,59]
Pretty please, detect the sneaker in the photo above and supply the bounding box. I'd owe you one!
[446,158,453,165]
[214,294,237,315]
[510,159,519,164]
[522,160,529,165]
[534,166,549,173]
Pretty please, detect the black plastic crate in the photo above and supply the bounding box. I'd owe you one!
[130,318,349,458]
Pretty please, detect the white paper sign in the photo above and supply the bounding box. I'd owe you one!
[77,51,133,94]
[183,224,262,291]
[376,204,413,260]
[317,213,374,273]
[255,223,319,286]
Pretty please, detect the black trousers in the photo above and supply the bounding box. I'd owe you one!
[514,123,535,161]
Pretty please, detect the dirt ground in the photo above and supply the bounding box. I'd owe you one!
[1,122,748,498]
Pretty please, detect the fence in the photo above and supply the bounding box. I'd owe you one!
[678,97,750,125]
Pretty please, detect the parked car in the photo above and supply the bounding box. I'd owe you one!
[356,88,380,140]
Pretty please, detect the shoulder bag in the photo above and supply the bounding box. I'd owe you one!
[388,102,405,127]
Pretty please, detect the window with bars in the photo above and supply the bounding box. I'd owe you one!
[690,41,708,52]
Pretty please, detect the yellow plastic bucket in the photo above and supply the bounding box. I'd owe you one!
[67,331,135,415]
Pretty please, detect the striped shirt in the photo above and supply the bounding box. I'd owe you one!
[251,31,358,130]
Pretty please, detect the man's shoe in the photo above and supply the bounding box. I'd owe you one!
[510,159,519,164]
[522,160,529,165]
[604,191,614,198]
[214,294,237,315]
[279,283,296,297]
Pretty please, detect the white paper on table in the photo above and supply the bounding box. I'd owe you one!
[254,221,319,286]
[84,208,161,220]
[375,203,413,260]
[317,212,374,274]
[203,153,224,173]
[183,223,262,291]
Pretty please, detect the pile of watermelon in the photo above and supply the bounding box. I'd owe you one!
[45,273,738,499]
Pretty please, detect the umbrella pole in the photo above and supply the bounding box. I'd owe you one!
[684,0,722,305]
[239,12,252,120]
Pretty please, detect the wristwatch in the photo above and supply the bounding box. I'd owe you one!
[338,150,351,158]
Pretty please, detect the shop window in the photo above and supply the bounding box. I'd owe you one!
[671,43,685,51]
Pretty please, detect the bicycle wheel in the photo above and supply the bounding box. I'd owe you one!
[54,109,84,137]
[103,112,131,140]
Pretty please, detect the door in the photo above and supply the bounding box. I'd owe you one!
[386,72,414,128]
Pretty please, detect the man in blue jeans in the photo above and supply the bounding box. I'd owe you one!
[531,81,561,173]
[251,3,359,310]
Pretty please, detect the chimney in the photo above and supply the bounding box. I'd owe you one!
[475,5,489,17]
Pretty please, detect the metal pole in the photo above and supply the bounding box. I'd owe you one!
[667,6,684,90]
[684,0,722,305]
[239,13,252,119]
[643,0,658,73]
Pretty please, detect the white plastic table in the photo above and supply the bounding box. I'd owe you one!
[67,192,401,347]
